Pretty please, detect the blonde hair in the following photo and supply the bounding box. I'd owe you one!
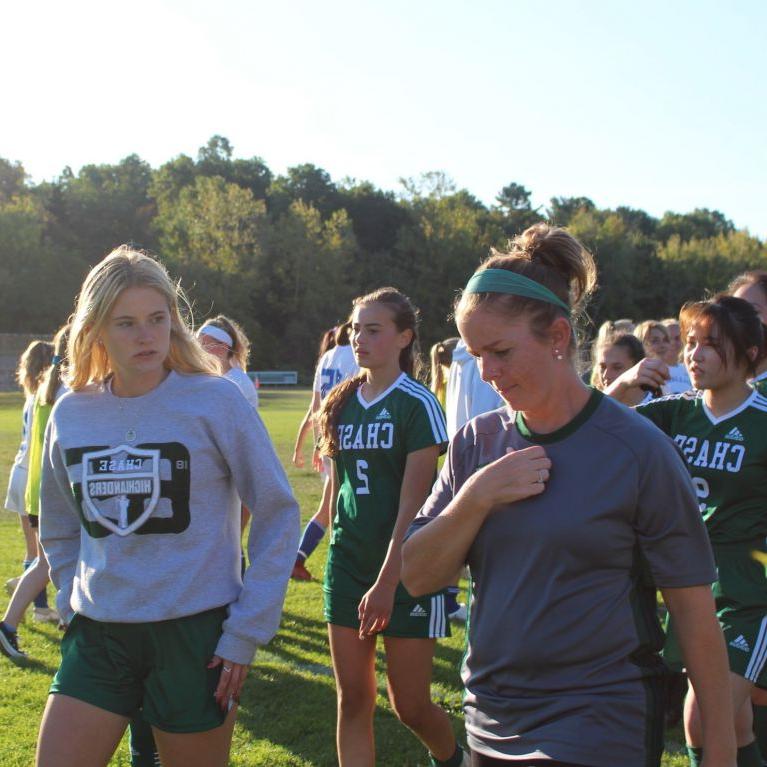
[200,314,251,370]
[16,340,54,398]
[456,223,597,356]
[634,320,669,348]
[430,337,458,395]
[67,245,218,391]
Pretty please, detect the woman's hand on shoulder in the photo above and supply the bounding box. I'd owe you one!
[463,445,551,512]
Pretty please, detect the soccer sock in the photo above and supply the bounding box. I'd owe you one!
[753,704,767,761]
[430,744,464,767]
[738,741,762,767]
[297,520,326,562]
[129,715,160,767]
[686,746,702,767]
[33,584,49,609]
[445,586,460,614]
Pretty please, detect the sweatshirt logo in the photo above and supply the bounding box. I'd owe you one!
[81,444,161,537]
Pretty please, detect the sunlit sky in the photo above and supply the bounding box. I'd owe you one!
[3,0,765,237]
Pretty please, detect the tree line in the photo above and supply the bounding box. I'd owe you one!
[1,135,764,377]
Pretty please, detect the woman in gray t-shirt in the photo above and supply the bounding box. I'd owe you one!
[402,223,735,767]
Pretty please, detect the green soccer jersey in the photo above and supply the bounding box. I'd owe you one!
[325,372,448,600]
[636,389,767,545]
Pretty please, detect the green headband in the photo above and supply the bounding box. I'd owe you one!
[463,268,570,313]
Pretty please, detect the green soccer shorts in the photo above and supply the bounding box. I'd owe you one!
[324,589,450,638]
[51,607,229,733]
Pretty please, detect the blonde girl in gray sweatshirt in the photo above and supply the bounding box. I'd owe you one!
[36,246,299,767]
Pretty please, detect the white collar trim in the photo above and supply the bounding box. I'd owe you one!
[356,372,406,410]
[702,389,758,426]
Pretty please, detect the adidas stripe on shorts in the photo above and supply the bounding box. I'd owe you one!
[324,590,450,639]
[722,615,767,686]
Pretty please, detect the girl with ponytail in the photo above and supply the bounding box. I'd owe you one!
[319,288,466,767]
[2,324,69,660]
[403,224,732,766]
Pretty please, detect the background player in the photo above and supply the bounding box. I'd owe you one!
[3,340,53,607]
[197,314,259,408]
[729,271,767,394]
[630,295,767,767]
[318,288,466,767]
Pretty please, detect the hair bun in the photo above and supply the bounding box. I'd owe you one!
[510,223,597,310]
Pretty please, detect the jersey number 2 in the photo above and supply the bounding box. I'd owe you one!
[692,476,710,513]
[356,459,370,495]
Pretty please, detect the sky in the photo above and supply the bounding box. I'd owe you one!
[2,0,765,237]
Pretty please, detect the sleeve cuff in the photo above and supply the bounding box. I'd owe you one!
[214,631,258,666]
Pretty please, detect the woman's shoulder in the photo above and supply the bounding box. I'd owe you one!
[591,392,689,460]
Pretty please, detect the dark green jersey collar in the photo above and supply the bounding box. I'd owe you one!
[515,387,603,444]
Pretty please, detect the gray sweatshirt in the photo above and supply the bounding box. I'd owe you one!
[39,371,299,665]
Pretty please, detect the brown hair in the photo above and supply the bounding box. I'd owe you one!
[590,332,645,389]
[456,223,597,355]
[318,287,421,457]
[16,340,54,398]
[680,294,764,377]
[41,324,70,406]
[334,320,352,347]
[202,314,251,370]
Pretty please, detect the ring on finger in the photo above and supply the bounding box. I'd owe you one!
[223,666,232,673]
[537,469,545,484]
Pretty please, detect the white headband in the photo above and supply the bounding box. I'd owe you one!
[198,324,234,348]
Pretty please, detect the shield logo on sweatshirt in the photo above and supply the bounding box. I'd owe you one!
[80,444,161,537]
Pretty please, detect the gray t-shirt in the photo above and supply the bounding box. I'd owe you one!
[411,390,715,766]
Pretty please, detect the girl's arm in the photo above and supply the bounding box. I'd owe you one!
[217,394,300,666]
[292,392,322,469]
[292,402,314,468]
[38,415,82,625]
[401,445,550,597]
[358,445,440,637]
[603,358,669,404]
[661,585,737,765]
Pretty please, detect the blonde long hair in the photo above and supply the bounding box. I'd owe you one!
[67,245,218,390]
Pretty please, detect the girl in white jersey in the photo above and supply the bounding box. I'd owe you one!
[35,246,298,767]
[3,340,53,602]
[197,315,259,409]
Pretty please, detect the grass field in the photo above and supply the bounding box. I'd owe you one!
[0,390,688,766]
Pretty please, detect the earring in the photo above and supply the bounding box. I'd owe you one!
[554,350,564,360]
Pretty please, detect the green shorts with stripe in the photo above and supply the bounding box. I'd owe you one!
[324,590,451,638]
[664,543,767,683]
[51,607,229,733]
